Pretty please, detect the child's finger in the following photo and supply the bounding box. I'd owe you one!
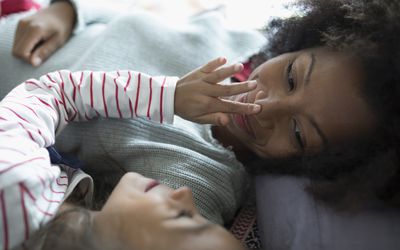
[203,63,243,84]
[198,57,227,74]
[211,99,261,115]
[195,112,230,126]
[204,80,258,97]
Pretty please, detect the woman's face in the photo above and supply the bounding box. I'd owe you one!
[93,173,244,250]
[227,47,376,158]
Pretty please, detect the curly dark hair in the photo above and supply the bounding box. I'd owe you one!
[248,0,400,209]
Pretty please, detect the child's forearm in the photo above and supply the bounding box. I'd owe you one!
[1,70,177,148]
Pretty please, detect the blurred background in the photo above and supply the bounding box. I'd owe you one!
[110,0,297,29]
[36,0,296,29]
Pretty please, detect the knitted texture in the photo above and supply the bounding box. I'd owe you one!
[57,117,248,224]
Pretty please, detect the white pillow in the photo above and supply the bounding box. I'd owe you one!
[255,174,400,250]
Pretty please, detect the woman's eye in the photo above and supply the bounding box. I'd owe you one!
[293,119,304,150]
[287,61,296,92]
[177,210,193,218]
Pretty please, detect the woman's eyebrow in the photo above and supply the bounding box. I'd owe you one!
[305,53,316,85]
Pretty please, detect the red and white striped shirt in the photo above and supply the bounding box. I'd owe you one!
[0,69,177,249]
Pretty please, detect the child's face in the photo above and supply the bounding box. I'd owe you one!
[225,47,376,158]
[92,173,244,250]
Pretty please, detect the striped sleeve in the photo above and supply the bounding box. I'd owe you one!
[0,70,177,249]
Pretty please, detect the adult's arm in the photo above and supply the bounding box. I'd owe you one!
[0,70,177,249]
[51,0,120,34]
[12,0,118,66]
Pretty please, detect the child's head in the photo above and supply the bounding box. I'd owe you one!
[30,173,244,250]
[92,172,244,250]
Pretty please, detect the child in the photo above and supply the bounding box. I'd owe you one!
[0,57,259,249]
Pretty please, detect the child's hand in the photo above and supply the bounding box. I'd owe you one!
[175,57,261,126]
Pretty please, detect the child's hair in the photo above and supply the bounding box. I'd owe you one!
[26,172,128,250]
[26,205,133,250]
[26,207,100,250]
[247,0,400,209]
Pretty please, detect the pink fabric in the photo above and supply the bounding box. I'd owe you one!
[233,61,252,82]
[1,0,41,17]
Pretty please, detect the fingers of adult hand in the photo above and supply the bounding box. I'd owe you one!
[206,80,258,97]
[13,27,44,61]
[12,23,25,55]
[213,99,261,115]
[30,36,60,66]
[203,63,243,84]
[198,57,227,74]
[13,19,31,52]
[196,112,230,126]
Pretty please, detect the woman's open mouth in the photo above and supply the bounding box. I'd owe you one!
[233,113,255,138]
[232,93,255,138]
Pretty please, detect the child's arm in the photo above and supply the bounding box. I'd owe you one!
[0,69,177,249]
[2,69,178,141]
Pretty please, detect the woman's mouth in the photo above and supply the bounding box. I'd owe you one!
[233,113,255,138]
[145,180,160,192]
[232,94,255,137]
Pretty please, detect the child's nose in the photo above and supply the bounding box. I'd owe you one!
[170,187,196,212]
[170,186,192,200]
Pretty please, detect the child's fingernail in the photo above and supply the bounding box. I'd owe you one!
[248,80,257,88]
[234,64,243,71]
[252,104,261,113]
[218,116,227,126]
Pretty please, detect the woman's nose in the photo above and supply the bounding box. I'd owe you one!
[253,90,291,128]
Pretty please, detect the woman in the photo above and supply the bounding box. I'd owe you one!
[242,0,400,208]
